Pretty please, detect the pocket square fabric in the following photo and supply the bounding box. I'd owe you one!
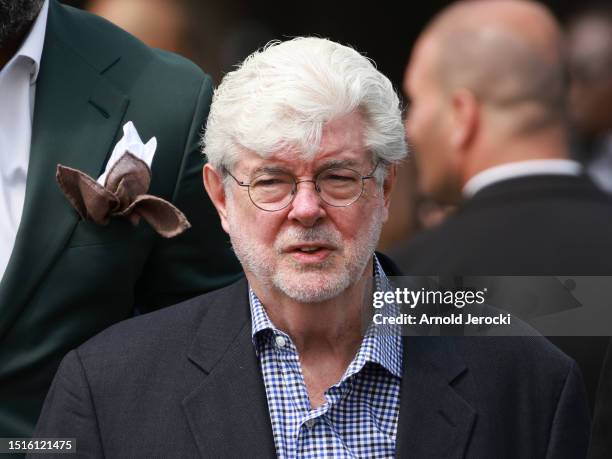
[56,152,190,238]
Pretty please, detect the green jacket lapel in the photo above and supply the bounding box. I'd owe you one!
[0,0,128,338]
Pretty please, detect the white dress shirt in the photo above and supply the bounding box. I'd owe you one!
[462,159,583,199]
[0,0,48,281]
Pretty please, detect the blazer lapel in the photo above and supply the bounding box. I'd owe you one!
[182,279,277,458]
[0,1,128,337]
[396,336,476,459]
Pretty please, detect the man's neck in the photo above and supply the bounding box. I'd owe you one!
[0,22,33,71]
[248,261,373,357]
[248,261,374,408]
[462,128,570,188]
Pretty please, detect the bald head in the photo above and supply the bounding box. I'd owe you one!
[404,0,571,204]
[415,0,567,131]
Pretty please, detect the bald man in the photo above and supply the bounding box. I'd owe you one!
[392,0,612,431]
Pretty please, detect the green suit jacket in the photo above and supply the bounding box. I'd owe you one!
[0,0,241,437]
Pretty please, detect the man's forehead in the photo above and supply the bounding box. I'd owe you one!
[403,53,421,97]
[235,148,371,175]
[234,113,371,174]
[404,34,438,93]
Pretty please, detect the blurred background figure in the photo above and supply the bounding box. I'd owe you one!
[87,0,190,54]
[390,0,612,425]
[567,4,612,194]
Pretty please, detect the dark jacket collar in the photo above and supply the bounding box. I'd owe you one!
[467,173,607,206]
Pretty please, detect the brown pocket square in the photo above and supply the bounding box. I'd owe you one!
[56,153,190,238]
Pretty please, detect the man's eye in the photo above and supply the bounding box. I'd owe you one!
[254,178,289,187]
[327,175,356,182]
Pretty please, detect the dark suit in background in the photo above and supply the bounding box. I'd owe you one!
[0,0,240,437]
[591,344,612,458]
[31,264,590,458]
[391,173,612,414]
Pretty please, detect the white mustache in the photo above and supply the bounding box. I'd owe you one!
[275,226,342,253]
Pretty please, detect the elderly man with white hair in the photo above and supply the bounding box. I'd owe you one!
[31,37,589,458]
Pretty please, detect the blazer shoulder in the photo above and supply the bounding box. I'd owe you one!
[77,277,247,359]
[51,2,149,57]
[50,1,207,83]
[389,217,460,273]
[150,48,208,81]
[453,333,575,381]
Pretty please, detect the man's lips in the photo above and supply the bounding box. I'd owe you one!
[283,243,336,263]
[283,242,336,252]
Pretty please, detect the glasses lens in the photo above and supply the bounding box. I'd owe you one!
[249,172,295,211]
[317,167,363,206]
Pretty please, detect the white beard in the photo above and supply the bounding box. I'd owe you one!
[227,204,384,303]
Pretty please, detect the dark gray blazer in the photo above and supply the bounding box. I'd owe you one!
[389,174,612,457]
[390,174,612,412]
[32,259,590,458]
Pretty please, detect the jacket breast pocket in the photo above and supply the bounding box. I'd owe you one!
[67,218,138,247]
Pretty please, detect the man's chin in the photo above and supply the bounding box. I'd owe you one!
[280,249,338,268]
[273,270,351,303]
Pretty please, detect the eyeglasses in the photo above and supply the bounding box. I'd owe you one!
[224,162,380,212]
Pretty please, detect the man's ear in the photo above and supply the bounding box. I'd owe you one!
[381,163,397,223]
[202,164,230,234]
[450,89,479,151]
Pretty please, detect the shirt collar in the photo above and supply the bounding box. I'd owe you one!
[248,254,403,379]
[463,159,583,199]
[249,288,274,345]
[363,257,402,378]
[11,0,49,83]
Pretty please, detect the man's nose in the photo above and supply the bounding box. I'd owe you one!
[287,181,326,227]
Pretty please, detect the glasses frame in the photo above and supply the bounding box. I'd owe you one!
[224,161,381,212]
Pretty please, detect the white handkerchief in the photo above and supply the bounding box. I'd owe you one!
[97,121,157,185]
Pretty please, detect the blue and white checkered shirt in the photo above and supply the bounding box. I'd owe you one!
[249,256,403,458]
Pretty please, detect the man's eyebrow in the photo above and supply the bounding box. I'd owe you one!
[249,165,290,177]
[315,159,360,172]
[247,158,362,177]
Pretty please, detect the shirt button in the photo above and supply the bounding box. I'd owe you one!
[304,419,316,429]
[275,335,287,348]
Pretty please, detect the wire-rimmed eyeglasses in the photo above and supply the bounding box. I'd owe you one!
[224,162,380,212]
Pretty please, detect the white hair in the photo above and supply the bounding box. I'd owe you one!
[202,37,407,182]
